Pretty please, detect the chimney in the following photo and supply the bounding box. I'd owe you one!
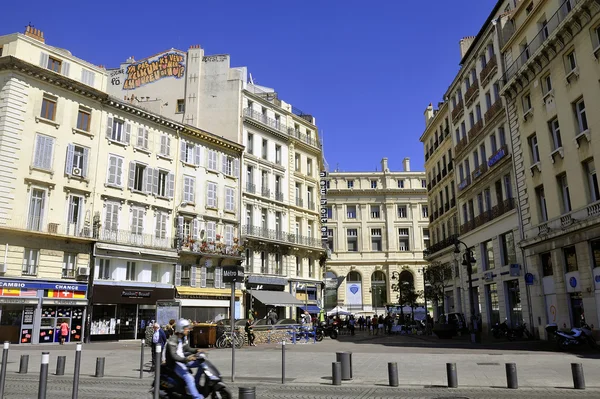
[424,103,434,127]
[381,158,389,173]
[403,158,411,172]
[24,25,45,43]
[459,36,476,58]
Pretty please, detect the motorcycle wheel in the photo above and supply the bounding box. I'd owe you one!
[557,337,569,351]
[316,332,324,342]
[212,387,232,399]
[330,330,338,340]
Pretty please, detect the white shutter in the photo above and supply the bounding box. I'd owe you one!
[200,265,207,288]
[116,157,124,186]
[124,122,131,144]
[192,218,200,240]
[106,117,113,140]
[128,161,135,190]
[152,169,159,196]
[206,183,216,208]
[225,187,234,212]
[180,141,187,163]
[189,178,195,203]
[215,267,222,289]
[190,265,197,288]
[167,173,175,199]
[33,135,44,168]
[160,135,167,155]
[165,136,171,157]
[62,62,70,77]
[234,158,240,177]
[176,216,184,238]
[143,128,149,149]
[174,264,182,286]
[221,154,228,174]
[225,225,233,246]
[207,221,216,242]
[137,127,145,147]
[44,136,54,170]
[39,52,49,68]
[65,143,74,175]
[107,156,116,185]
[194,144,201,166]
[82,147,89,178]
[145,168,154,194]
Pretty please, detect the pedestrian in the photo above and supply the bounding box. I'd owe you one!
[245,319,256,346]
[151,322,167,371]
[372,315,378,335]
[386,313,393,335]
[268,309,278,325]
[165,319,176,338]
[378,315,384,334]
[358,316,364,331]
[59,320,69,345]
[349,316,356,336]
[366,315,372,334]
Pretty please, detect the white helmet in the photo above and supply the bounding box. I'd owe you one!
[175,319,190,334]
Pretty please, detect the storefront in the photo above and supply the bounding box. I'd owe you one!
[291,281,321,319]
[0,279,87,345]
[90,284,174,341]
[246,276,301,320]
[175,287,242,322]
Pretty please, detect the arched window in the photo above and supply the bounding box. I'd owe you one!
[371,271,387,311]
[347,271,361,282]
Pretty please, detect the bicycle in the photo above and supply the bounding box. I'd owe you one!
[216,330,244,349]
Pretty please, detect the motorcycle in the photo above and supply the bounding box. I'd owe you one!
[152,354,231,399]
[316,322,338,340]
[546,323,598,351]
[491,320,515,341]
[512,322,533,340]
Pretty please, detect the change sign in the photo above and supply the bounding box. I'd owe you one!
[223,265,244,283]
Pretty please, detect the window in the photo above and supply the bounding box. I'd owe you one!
[40,96,57,122]
[22,249,39,276]
[76,107,91,132]
[307,159,313,176]
[529,134,540,163]
[485,91,492,110]
[371,205,380,219]
[183,176,195,203]
[136,127,149,149]
[156,170,173,198]
[593,24,600,50]
[583,159,600,203]
[159,135,171,157]
[536,186,548,222]
[541,19,549,40]
[275,145,282,165]
[423,228,430,249]
[398,179,404,188]
[421,205,428,218]
[261,139,268,160]
[483,240,495,270]
[225,187,235,212]
[347,229,358,252]
[98,259,110,280]
[296,256,302,276]
[295,153,300,171]
[473,150,479,168]
[548,118,562,150]
[176,99,185,113]
[247,133,254,155]
[347,180,354,189]
[106,117,129,144]
[398,228,409,251]
[476,104,482,122]
[398,205,407,218]
[275,175,282,198]
[308,259,315,278]
[421,179,427,188]
[155,212,168,240]
[206,182,217,208]
[522,93,532,112]
[67,195,83,235]
[151,264,160,282]
[326,206,333,219]
[327,229,334,251]
[126,261,137,281]
[574,98,588,133]
[225,225,234,246]
[33,134,55,170]
[565,51,577,73]
[47,56,62,73]
[222,155,238,177]
[245,249,253,271]
[347,205,356,219]
[480,144,487,165]
[500,231,516,266]
[563,246,578,273]
[371,228,382,251]
[371,180,377,189]
[180,141,200,165]
[129,162,148,192]
[558,174,572,213]
[591,239,600,268]
[541,252,553,276]
[461,122,466,138]
[27,188,45,231]
[131,207,144,237]
[542,74,553,96]
[103,201,119,232]
[206,221,217,242]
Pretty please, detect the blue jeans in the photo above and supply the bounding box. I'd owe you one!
[174,360,203,399]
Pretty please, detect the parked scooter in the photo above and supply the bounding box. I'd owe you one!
[152,353,231,398]
[491,319,515,341]
[512,322,534,340]
[317,321,339,340]
[545,323,598,351]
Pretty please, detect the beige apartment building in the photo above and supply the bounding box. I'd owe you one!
[325,158,428,314]
[500,0,600,338]
[107,48,326,320]
[0,27,245,344]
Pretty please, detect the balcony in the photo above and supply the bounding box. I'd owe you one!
[465,80,479,107]
[180,238,242,257]
[455,136,468,155]
[275,191,284,202]
[472,163,488,181]
[467,119,484,142]
[62,269,76,279]
[451,100,464,122]
[479,56,498,86]
[246,183,256,194]
[484,100,503,123]
[295,197,303,207]
[242,225,323,249]
[424,234,459,257]
[243,108,288,135]
[0,216,94,239]
[261,187,271,198]
[460,198,516,235]
[308,201,316,211]
[98,228,172,249]
[458,176,471,191]
[288,128,321,149]
[488,145,509,169]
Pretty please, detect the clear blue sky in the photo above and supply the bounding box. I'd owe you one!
[5,0,496,172]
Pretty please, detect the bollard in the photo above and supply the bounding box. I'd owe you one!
[95,357,105,378]
[335,351,352,380]
[0,341,9,399]
[72,344,82,399]
[505,363,518,389]
[38,352,49,399]
[238,386,256,399]
[388,362,399,387]
[332,362,342,386]
[56,356,66,376]
[571,363,585,390]
[19,354,29,374]
[154,345,161,399]
[139,339,145,379]
[281,340,286,384]
[446,363,458,388]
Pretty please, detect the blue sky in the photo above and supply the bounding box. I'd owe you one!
[5,0,495,172]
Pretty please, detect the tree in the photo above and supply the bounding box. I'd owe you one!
[423,261,453,319]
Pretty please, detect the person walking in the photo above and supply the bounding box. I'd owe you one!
[151,322,167,371]
[372,315,378,335]
[59,321,69,345]
[378,315,384,335]
[366,315,372,334]
[245,319,256,346]
[349,316,356,336]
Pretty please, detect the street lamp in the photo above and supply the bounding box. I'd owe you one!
[453,239,477,344]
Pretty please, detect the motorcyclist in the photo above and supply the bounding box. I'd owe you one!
[165,318,205,399]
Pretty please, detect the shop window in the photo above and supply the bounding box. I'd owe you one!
[563,246,578,273]
[91,305,117,335]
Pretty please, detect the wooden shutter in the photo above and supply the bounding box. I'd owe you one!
[234,158,240,177]
[165,136,171,157]
[62,62,70,77]
[189,178,195,203]
[192,218,199,240]
[124,122,131,144]
[106,116,113,139]
[176,216,184,238]
[194,144,201,166]
[160,135,167,155]
[174,263,182,286]
[167,173,175,198]
[145,168,154,194]
[200,263,207,288]
[128,162,135,190]
[137,127,145,147]
[180,141,187,163]
[82,147,89,178]
[222,154,228,174]
[152,169,159,196]
[190,265,197,288]
[215,267,222,289]
[116,157,124,186]
[65,143,74,175]
[39,52,49,68]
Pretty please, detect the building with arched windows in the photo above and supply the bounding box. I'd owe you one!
[324,158,428,313]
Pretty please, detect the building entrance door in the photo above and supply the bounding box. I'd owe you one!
[117,304,137,340]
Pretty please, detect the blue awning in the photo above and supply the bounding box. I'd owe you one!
[300,305,321,314]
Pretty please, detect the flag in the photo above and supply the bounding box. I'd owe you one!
[20,289,37,297]
[1,288,20,297]
[73,291,86,299]
[45,289,58,298]
[58,291,74,299]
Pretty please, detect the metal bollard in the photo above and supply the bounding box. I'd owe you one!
[56,356,66,376]
[19,354,29,374]
[332,362,342,385]
[505,363,518,389]
[281,340,286,384]
[388,362,399,387]
[238,386,256,399]
[72,344,82,399]
[139,339,145,379]
[335,351,352,380]
[95,357,105,378]
[446,363,458,388]
[38,352,49,399]
[571,363,585,390]
[154,345,161,399]
[0,341,9,399]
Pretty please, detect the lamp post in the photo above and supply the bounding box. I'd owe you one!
[454,239,477,344]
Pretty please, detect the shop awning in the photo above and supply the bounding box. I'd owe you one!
[300,305,321,314]
[176,287,242,298]
[249,290,303,307]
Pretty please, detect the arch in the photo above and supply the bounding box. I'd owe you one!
[370,270,387,311]
[347,271,362,282]
[371,271,386,282]
[399,270,414,284]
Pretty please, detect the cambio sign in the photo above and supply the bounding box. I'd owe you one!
[320,171,328,241]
